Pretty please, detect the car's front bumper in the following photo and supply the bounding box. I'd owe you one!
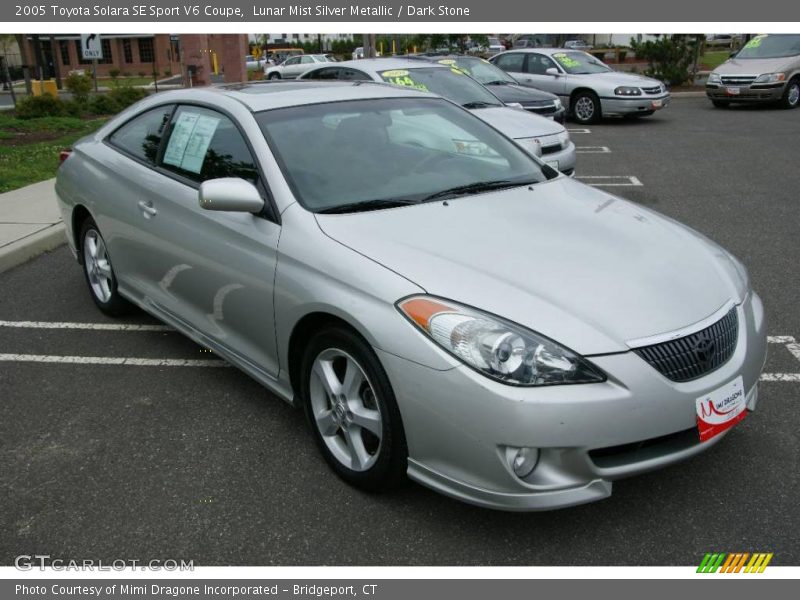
[599,93,671,116]
[541,141,577,177]
[706,83,785,103]
[379,291,767,511]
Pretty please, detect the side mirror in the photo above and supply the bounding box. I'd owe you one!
[199,178,264,213]
[545,67,560,77]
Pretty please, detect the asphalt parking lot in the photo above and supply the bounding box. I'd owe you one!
[1,97,799,566]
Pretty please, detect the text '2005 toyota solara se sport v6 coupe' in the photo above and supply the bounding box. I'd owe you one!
[55,81,767,510]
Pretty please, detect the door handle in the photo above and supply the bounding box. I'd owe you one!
[138,200,157,218]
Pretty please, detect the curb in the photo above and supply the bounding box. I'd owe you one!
[0,223,67,274]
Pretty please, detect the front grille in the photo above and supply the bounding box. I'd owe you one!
[641,85,662,94]
[721,75,756,86]
[541,143,562,155]
[633,307,739,382]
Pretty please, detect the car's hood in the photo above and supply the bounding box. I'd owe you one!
[486,83,558,104]
[471,106,564,139]
[586,71,665,89]
[315,178,745,355]
[714,57,797,75]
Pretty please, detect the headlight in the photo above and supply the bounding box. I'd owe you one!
[614,86,642,96]
[708,72,721,84]
[397,296,606,386]
[556,130,570,147]
[754,72,786,83]
[553,98,563,110]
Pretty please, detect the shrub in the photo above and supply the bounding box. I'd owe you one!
[164,69,172,77]
[630,35,701,86]
[64,72,93,105]
[14,94,65,119]
[109,68,121,79]
[89,94,119,115]
[107,85,148,110]
[61,99,85,118]
[138,71,146,77]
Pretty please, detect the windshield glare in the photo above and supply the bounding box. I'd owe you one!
[257,98,554,213]
[551,51,612,74]
[437,58,516,84]
[378,67,503,107]
[735,34,800,59]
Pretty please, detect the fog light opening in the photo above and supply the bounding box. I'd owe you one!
[507,446,540,480]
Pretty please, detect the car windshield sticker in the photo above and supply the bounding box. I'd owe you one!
[437,59,456,65]
[553,53,580,68]
[163,112,221,174]
[380,70,429,92]
[744,35,766,49]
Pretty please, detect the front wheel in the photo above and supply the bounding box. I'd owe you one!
[571,91,601,124]
[267,72,281,80]
[780,78,800,109]
[300,326,407,492]
[79,218,132,316]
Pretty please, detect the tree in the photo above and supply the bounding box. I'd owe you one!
[630,34,702,87]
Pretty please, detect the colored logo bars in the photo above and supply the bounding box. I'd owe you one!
[697,553,774,573]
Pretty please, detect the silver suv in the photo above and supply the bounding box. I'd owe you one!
[706,34,800,109]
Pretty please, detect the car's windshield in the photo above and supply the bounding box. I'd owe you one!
[377,66,503,108]
[735,34,800,59]
[256,97,555,213]
[435,57,516,85]
[551,51,612,74]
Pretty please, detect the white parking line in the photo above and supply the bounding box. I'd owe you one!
[760,373,800,382]
[576,176,643,187]
[762,336,800,381]
[0,353,229,367]
[0,320,172,332]
[567,128,591,134]
[576,146,611,154]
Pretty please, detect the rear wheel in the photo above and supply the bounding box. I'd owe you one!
[268,72,281,80]
[79,218,132,316]
[780,78,800,109]
[571,91,601,124]
[712,100,730,108]
[300,326,407,492]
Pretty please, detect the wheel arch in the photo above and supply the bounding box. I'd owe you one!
[71,204,94,264]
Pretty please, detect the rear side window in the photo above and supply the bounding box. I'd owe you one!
[493,53,525,72]
[160,105,259,186]
[305,67,340,80]
[108,105,174,164]
[339,68,371,81]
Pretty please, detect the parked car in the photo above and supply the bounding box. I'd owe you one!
[564,39,593,51]
[245,55,266,71]
[55,81,767,511]
[486,37,506,56]
[411,54,566,122]
[264,54,336,79]
[491,48,670,124]
[705,34,741,48]
[706,34,800,109]
[300,58,576,174]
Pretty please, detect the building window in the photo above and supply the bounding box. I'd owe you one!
[59,40,70,66]
[138,37,155,63]
[122,39,133,63]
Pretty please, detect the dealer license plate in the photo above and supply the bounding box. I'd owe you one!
[726,87,741,95]
[695,375,747,442]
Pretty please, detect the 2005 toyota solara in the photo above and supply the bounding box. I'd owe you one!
[55,81,767,510]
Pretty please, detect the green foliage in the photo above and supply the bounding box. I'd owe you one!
[630,35,701,86]
[64,72,93,104]
[106,84,148,110]
[14,94,65,119]
[109,68,121,79]
[89,94,118,115]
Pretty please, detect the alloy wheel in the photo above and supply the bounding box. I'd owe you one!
[574,96,595,122]
[309,348,383,472]
[83,229,114,303]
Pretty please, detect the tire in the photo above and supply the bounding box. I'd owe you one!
[779,77,800,109]
[571,90,601,124]
[300,325,408,492]
[79,218,132,316]
[267,72,281,80]
[712,100,730,108]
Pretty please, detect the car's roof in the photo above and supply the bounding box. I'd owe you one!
[145,80,432,112]
[498,48,587,55]
[332,58,450,75]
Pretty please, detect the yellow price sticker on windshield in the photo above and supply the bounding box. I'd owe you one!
[744,35,765,49]
[437,59,456,65]
[380,69,409,78]
[553,53,580,68]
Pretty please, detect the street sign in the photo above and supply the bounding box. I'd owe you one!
[80,34,103,60]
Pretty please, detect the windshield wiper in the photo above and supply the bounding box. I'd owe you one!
[317,198,418,214]
[484,80,511,85]
[462,101,499,109]
[421,179,539,202]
